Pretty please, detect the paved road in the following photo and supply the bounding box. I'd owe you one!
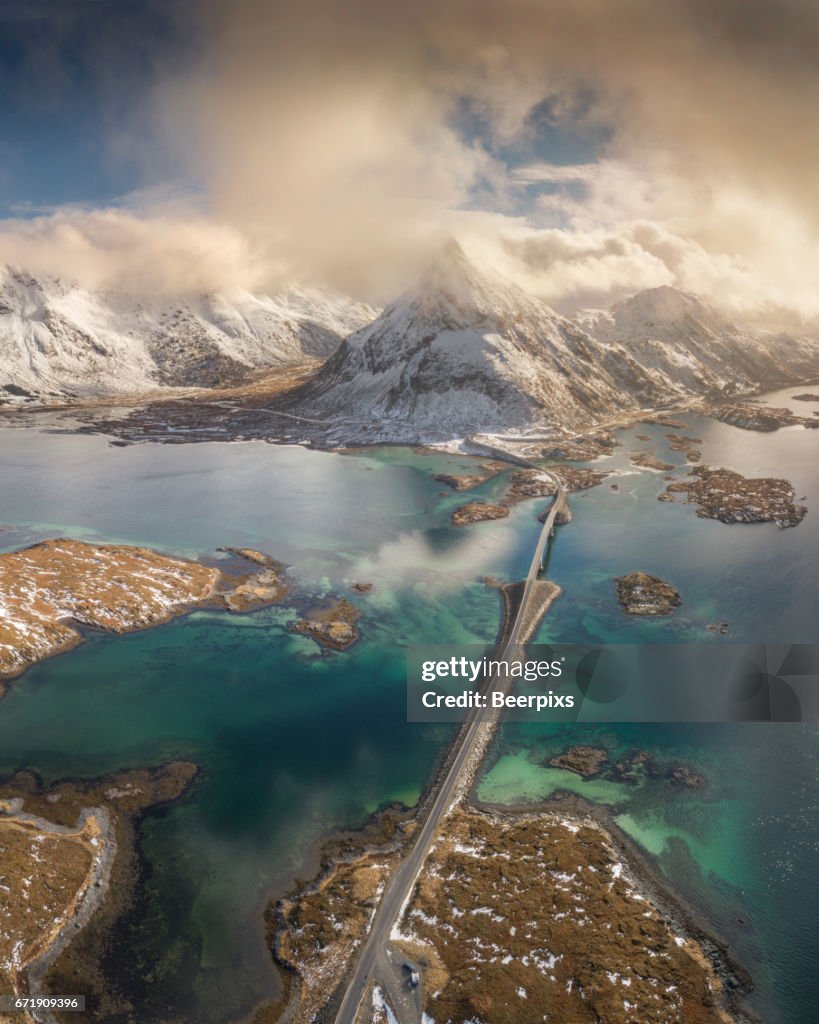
[333,455,567,1024]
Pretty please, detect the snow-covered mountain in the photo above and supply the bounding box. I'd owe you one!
[4,248,817,436]
[0,266,377,399]
[576,286,819,401]
[282,242,819,442]
[282,240,629,438]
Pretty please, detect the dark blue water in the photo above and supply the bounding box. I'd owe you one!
[0,387,816,1022]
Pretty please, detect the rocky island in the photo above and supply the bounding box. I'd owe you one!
[0,762,198,1016]
[665,433,703,462]
[288,597,362,650]
[548,745,610,777]
[218,547,290,610]
[630,449,675,472]
[708,402,819,431]
[433,462,505,491]
[0,539,290,690]
[660,465,807,527]
[615,572,682,615]
[272,805,743,1024]
[451,501,509,526]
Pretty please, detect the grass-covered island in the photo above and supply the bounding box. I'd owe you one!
[270,803,745,1024]
[0,539,291,691]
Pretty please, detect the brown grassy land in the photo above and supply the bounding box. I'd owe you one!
[398,808,734,1024]
[0,539,289,689]
[273,805,740,1024]
[0,763,198,1022]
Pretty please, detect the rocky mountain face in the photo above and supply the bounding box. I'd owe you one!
[283,240,629,439]
[282,242,819,442]
[4,247,818,440]
[0,267,376,399]
[576,286,819,401]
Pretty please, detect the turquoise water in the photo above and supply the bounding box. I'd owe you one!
[478,723,819,1024]
[0,617,452,1017]
[0,387,817,1022]
[0,433,530,1020]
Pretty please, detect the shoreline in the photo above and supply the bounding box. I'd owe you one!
[260,778,756,1024]
[0,541,373,696]
[0,763,201,1022]
[23,807,118,1023]
[0,803,117,1020]
[474,790,758,1023]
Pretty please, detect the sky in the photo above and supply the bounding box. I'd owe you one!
[0,0,818,324]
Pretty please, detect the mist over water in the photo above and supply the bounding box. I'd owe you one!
[0,387,816,1022]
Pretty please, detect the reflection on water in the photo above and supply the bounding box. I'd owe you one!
[0,387,816,1022]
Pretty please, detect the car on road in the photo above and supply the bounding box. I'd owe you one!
[402,962,420,987]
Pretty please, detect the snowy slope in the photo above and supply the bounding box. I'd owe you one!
[284,248,819,442]
[4,252,817,434]
[0,267,376,398]
[284,240,629,439]
[576,286,819,399]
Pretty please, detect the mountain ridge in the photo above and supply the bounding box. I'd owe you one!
[281,242,819,441]
[0,266,377,399]
[3,247,818,442]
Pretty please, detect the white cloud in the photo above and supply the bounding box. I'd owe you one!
[3,0,819,326]
[0,206,274,295]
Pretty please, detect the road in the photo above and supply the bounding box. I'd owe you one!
[333,454,567,1024]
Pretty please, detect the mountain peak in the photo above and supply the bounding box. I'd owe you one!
[407,237,541,327]
[422,237,482,287]
[441,236,468,262]
[615,285,712,322]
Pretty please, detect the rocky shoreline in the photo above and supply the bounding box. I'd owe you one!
[6,361,819,459]
[659,465,807,527]
[0,540,292,692]
[0,763,200,1022]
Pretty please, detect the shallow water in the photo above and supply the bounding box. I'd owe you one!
[478,722,819,1024]
[0,387,816,1022]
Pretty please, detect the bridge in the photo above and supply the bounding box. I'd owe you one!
[332,444,568,1024]
[465,434,568,578]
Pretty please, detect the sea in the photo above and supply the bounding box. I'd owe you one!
[0,386,816,1023]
